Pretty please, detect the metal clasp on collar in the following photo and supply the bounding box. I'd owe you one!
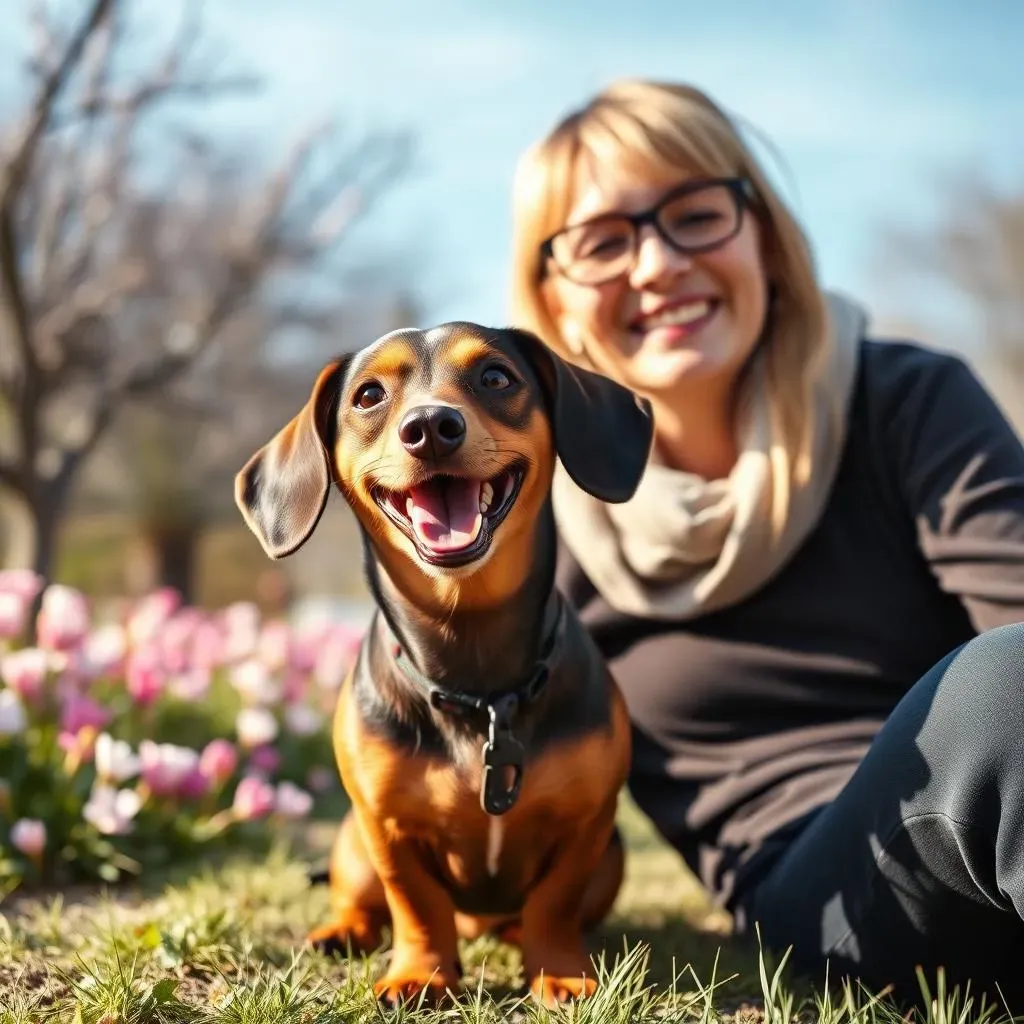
[480,693,525,816]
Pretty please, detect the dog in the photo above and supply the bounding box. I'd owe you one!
[235,322,653,1006]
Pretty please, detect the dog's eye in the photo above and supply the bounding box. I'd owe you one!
[481,366,513,390]
[354,383,386,409]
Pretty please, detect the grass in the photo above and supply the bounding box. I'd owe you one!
[0,800,1014,1023]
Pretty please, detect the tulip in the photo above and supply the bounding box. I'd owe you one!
[94,732,140,783]
[83,784,143,835]
[168,667,211,701]
[60,694,111,735]
[0,689,28,736]
[80,623,128,680]
[314,625,362,691]
[138,740,200,798]
[36,585,90,652]
[189,620,224,670]
[257,620,291,672]
[126,587,181,646]
[10,818,46,863]
[125,645,166,705]
[248,744,280,776]
[235,707,278,749]
[284,702,323,737]
[0,569,45,601]
[1,647,49,703]
[230,659,281,707]
[221,602,260,663]
[274,781,313,819]
[231,775,275,821]
[178,766,211,801]
[0,591,32,642]
[198,738,238,785]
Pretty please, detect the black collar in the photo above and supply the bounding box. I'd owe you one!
[380,594,566,816]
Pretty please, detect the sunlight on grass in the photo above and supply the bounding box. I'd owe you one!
[0,798,1017,1023]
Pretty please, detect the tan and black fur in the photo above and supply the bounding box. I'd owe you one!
[235,322,653,1006]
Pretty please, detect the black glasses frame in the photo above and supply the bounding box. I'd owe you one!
[539,176,756,284]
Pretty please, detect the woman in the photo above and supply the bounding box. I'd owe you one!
[508,78,1024,1008]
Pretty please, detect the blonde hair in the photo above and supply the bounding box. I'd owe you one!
[508,78,830,483]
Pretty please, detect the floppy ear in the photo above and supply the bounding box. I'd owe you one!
[507,328,654,503]
[235,358,349,559]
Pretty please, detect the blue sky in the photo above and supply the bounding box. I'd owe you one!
[3,0,1023,346]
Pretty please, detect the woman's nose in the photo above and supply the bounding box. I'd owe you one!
[628,225,693,290]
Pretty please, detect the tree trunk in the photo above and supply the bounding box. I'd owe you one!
[132,522,200,604]
[156,523,199,605]
[0,487,60,581]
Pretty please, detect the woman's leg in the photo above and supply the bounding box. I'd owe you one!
[735,622,1024,1010]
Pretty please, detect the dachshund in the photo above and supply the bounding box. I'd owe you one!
[235,322,653,1007]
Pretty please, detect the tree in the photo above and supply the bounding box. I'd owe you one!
[875,169,1024,431]
[0,0,411,579]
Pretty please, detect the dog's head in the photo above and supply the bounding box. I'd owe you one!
[235,322,653,579]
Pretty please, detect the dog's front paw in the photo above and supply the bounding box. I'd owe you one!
[373,967,459,1007]
[307,911,385,957]
[529,972,597,1005]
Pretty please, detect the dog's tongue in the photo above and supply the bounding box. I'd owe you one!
[406,478,482,552]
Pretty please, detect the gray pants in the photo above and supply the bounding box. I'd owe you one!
[737,622,1024,1010]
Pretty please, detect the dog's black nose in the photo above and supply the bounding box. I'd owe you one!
[398,405,466,459]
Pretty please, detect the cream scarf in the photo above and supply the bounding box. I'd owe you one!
[552,292,865,620]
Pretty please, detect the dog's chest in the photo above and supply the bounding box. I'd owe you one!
[431,809,552,916]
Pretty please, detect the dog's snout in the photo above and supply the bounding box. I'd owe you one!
[399,405,467,460]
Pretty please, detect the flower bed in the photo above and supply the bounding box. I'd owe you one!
[0,570,361,891]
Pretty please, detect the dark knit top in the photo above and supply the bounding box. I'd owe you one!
[554,338,1024,909]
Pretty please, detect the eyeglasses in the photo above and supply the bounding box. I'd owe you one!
[540,177,754,286]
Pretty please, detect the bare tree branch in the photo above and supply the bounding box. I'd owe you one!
[2,0,114,204]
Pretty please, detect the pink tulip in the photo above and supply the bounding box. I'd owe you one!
[281,668,307,704]
[1,647,50,702]
[81,623,128,680]
[138,740,200,798]
[36,584,90,652]
[10,818,46,859]
[157,609,203,674]
[199,739,238,785]
[257,620,291,672]
[0,591,32,641]
[248,744,281,776]
[126,587,181,646]
[232,775,275,821]
[125,645,166,705]
[178,766,211,801]
[288,632,319,673]
[0,570,45,601]
[189,620,224,671]
[230,659,281,707]
[168,667,211,701]
[314,625,363,691]
[221,602,260,663]
[60,694,111,734]
[274,781,313,819]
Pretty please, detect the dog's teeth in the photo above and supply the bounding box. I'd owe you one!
[479,500,489,514]
[481,482,494,505]
[405,497,414,518]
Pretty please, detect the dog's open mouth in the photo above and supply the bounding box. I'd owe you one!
[374,466,523,567]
